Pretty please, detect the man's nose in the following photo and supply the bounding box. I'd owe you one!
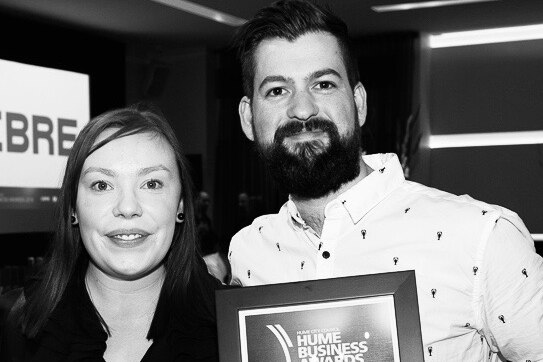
[113,189,143,219]
[286,90,319,121]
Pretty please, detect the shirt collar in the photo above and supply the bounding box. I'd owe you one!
[286,195,306,227]
[286,153,405,226]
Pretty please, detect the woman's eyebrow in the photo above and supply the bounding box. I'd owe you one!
[138,165,172,176]
[81,167,116,178]
[80,165,171,178]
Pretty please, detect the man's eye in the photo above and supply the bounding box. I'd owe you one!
[91,181,111,192]
[143,180,163,190]
[267,88,286,97]
[316,81,335,90]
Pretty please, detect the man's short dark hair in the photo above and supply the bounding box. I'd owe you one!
[233,0,360,98]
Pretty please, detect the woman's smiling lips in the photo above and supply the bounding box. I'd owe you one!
[105,229,150,248]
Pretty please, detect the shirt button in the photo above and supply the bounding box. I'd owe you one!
[322,251,331,259]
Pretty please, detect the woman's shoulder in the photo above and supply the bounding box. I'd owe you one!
[0,288,24,316]
[1,288,25,333]
[0,288,26,362]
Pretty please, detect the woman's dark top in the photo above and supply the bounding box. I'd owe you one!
[0,263,229,362]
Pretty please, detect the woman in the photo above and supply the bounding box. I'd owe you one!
[0,104,223,361]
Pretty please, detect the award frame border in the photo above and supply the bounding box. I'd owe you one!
[216,270,424,361]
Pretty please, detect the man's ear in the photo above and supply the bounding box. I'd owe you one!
[353,82,367,127]
[239,96,255,141]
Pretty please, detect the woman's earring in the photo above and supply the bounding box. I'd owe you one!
[176,212,185,223]
[71,214,78,226]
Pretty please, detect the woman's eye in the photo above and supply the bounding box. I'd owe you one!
[91,181,111,192]
[144,180,163,190]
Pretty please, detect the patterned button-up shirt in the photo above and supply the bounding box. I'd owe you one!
[229,153,543,361]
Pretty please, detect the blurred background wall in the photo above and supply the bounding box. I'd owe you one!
[425,39,543,233]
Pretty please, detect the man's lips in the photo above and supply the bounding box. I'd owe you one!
[284,129,328,142]
[274,118,336,144]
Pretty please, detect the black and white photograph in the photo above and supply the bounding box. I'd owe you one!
[1,0,542,361]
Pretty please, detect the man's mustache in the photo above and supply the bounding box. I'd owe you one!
[273,118,338,143]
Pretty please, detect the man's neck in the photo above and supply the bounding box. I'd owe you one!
[291,158,373,236]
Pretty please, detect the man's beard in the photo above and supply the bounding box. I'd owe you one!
[256,117,362,199]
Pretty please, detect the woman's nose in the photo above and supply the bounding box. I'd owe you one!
[113,189,142,218]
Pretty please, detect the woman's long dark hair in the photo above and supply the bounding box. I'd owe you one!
[21,103,210,338]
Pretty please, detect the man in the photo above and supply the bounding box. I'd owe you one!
[228,0,543,360]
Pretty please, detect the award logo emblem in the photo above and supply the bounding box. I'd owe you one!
[266,324,294,362]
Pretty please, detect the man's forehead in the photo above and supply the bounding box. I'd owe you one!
[253,32,346,79]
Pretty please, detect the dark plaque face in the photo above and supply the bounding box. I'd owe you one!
[239,296,400,362]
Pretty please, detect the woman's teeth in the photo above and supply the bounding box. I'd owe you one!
[114,234,142,241]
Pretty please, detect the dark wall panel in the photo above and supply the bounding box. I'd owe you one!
[430,145,543,233]
[428,39,543,238]
[430,40,543,135]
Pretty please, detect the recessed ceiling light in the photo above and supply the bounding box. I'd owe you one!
[150,0,246,26]
[372,0,499,13]
[428,131,543,149]
[429,24,543,48]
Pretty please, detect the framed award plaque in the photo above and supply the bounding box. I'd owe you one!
[216,270,423,362]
